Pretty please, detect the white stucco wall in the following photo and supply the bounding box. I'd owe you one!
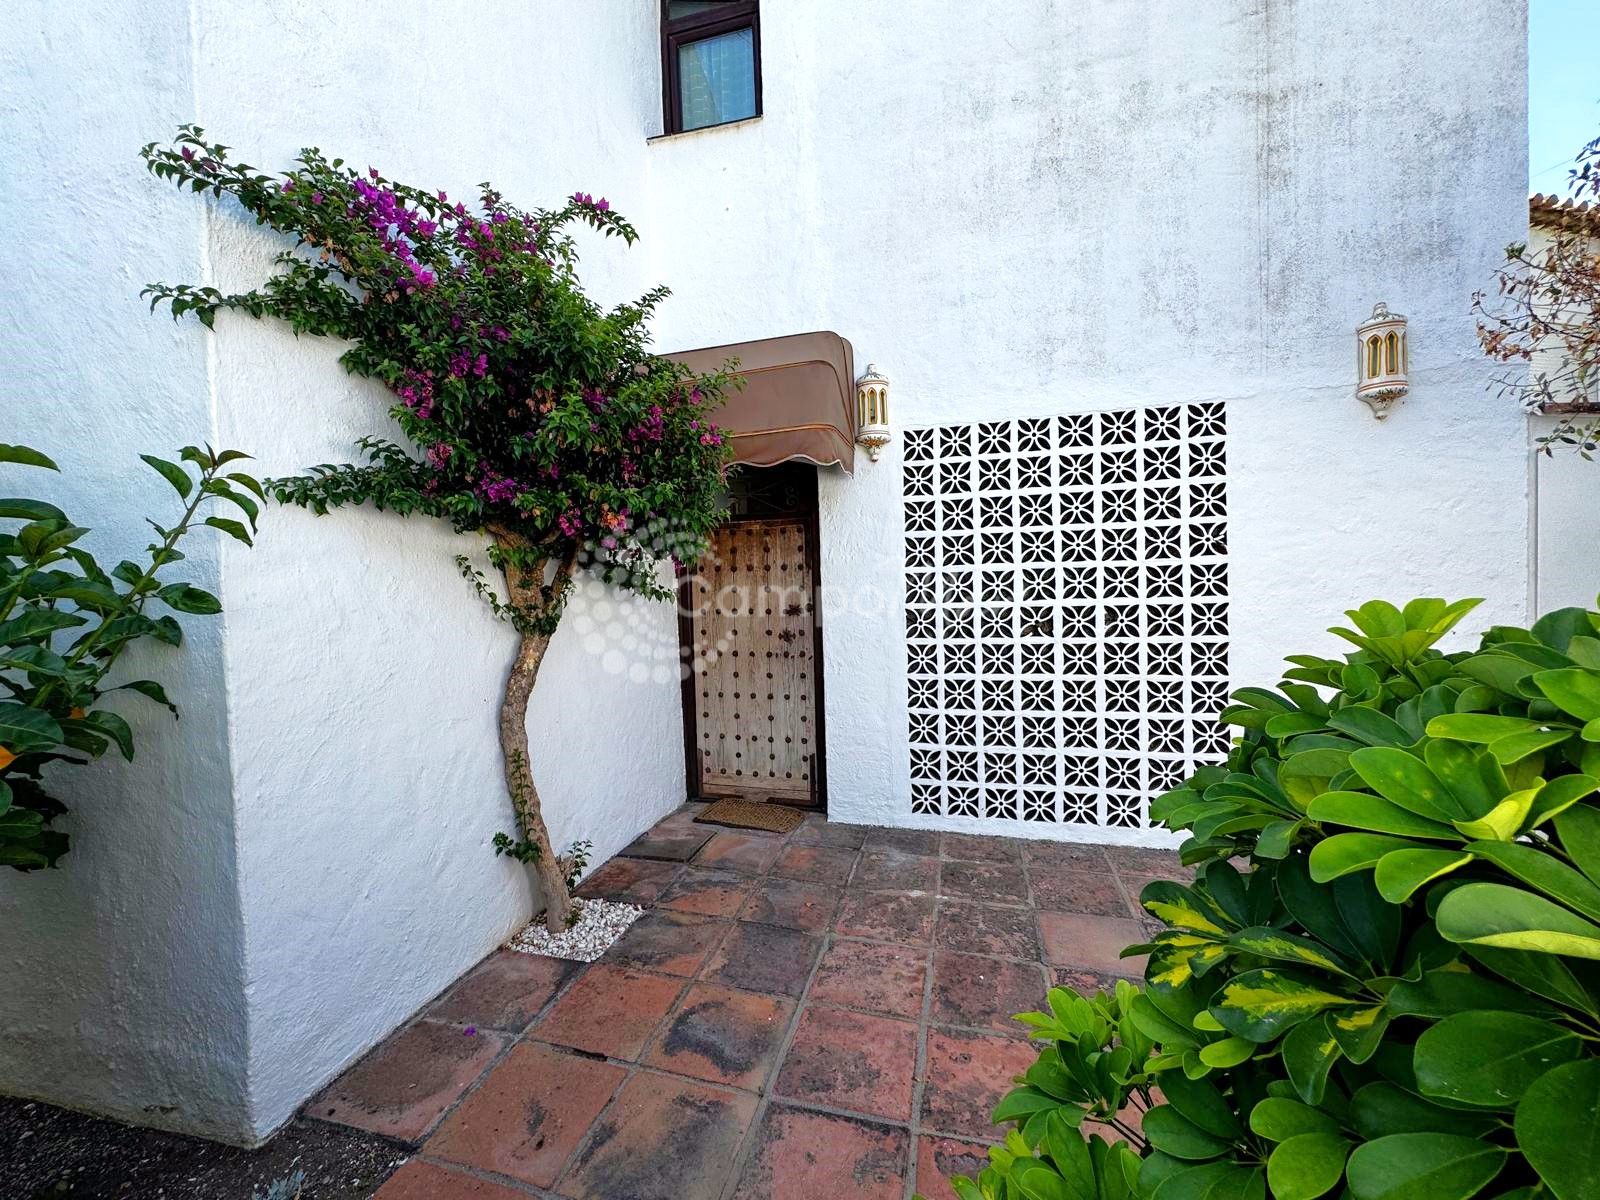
[2,0,1534,1145]
[0,0,253,1140]
[645,0,1531,841]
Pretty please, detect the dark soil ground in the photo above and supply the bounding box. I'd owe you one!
[0,1098,407,1199]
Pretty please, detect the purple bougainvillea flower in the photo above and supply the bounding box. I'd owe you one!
[595,198,610,212]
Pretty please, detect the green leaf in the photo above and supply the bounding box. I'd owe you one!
[156,582,222,615]
[0,608,89,644]
[1437,882,1600,960]
[1525,774,1600,828]
[1158,1072,1241,1140]
[1197,1036,1254,1068]
[1351,1083,1499,1140]
[112,679,178,717]
[0,444,59,470]
[1228,927,1357,976]
[1514,1058,1600,1200]
[1487,727,1574,765]
[1307,791,1458,839]
[1345,1134,1506,1200]
[1266,1133,1348,1200]
[1326,1003,1389,1064]
[1534,668,1600,722]
[1414,1011,1583,1108]
[1328,707,1412,747]
[79,711,134,762]
[0,703,63,755]
[1282,1018,1341,1105]
[1309,833,1418,882]
[1249,1097,1340,1142]
[1467,839,1600,922]
[0,498,68,521]
[1554,803,1600,885]
[1350,747,1460,820]
[991,1087,1060,1124]
[1374,849,1473,903]
[1386,967,1563,1019]
[1426,713,1546,744]
[1467,947,1600,1018]
[203,516,253,546]
[140,454,193,498]
[1213,969,1357,1042]
[1141,1106,1231,1161]
[1423,740,1509,818]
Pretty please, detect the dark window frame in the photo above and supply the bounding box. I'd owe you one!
[660,0,761,135]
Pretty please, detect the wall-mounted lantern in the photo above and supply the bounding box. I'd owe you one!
[1356,302,1409,420]
[856,364,892,461]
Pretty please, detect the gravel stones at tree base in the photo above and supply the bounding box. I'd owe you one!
[507,899,642,962]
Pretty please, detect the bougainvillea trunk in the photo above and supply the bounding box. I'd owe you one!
[497,550,577,932]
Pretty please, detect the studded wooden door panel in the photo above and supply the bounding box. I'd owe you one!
[691,519,818,804]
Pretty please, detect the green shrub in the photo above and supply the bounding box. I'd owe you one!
[0,442,259,868]
[941,598,1600,1200]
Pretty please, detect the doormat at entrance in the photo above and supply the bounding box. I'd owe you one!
[695,798,807,834]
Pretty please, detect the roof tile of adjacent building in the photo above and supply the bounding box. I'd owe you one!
[1531,192,1600,233]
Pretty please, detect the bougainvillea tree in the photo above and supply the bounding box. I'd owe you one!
[141,127,732,929]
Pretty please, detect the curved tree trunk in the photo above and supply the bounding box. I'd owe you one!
[495,543,578,933]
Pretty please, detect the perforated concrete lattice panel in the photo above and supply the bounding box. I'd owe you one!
[902,403,1230,833]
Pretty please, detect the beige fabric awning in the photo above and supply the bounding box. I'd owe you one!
[664,331,856,474]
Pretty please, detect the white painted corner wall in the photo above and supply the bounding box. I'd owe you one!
[0,0,1557,1148]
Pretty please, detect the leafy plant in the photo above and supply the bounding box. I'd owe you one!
[252,1170,305,1200]
[0,442,260,868]
[943,597,1600,1200]
[140,127,733,930]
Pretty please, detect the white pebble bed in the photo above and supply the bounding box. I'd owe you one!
[507,898,642,962]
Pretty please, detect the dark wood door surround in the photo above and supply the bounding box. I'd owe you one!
[679,464,827,809]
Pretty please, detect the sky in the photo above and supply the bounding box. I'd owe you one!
[1530,0,1600,194]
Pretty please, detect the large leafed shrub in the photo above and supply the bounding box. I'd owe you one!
[942,598,1600,1200]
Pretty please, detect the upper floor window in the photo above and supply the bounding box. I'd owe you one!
[662,1,761,134]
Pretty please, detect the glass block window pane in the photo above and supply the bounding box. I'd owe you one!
[679,28,757,131]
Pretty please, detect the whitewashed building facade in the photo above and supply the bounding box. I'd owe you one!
[1,0,1569,1146]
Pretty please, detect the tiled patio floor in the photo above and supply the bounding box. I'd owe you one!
[310,807,1184,1199]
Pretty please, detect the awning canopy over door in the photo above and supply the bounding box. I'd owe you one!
[664,331,856,475]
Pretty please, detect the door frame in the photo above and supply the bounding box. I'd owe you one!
[677,465,829,810]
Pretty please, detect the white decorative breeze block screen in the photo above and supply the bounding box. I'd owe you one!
[902,402,1230,833]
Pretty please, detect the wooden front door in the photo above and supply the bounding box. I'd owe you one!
[685,512,823,807]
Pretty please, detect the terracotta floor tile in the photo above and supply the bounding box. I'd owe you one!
[738,877,842,932]
[311,1021,505,1143]
[605,911,730,977]
[930,952,1048,1034]
[1052,966,1143,994]
[373,1160,530,1200]
[426,1042,624,1188]
[423,950,580,1032]
[643,982,794,1090]
[658,867,757,918]
[1029,869,1133,918]
[700,921,821,997]
[1104,846,1192,880]
[808,940,928,1020]
[916,1135,997,1200]
[771,843,858,884]
[790,819,870,848]
[730,1104,909,1200]
[1022,841,1112,872]
[934,899,1043,961]
[774,1006,918,1122]
[693,831,785,874]
[575,856,681,905]
[835,890,937,945]
[921,1029,1039,1141]
[621,827,714,863]
[943,833,1023,863]
[862,827,942,856]
[559,1073,756,1200]
[852,849,940,892]
[939,861,1029,904]
[531,965,684,1060]
[1037,911,1147,974]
